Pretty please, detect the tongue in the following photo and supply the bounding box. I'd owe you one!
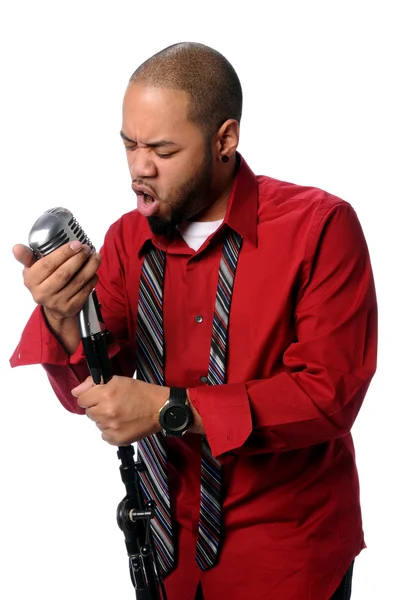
[137,194,160,217]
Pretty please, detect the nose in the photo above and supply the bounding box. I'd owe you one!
[129,148,157,179]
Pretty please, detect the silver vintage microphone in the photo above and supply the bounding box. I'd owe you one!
[28,207,111,383]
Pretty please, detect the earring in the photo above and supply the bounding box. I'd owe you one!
[222,155,229,163]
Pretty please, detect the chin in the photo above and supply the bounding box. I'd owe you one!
[147,216,175,237]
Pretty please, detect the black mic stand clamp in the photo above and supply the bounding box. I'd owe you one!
[117,446,167,599]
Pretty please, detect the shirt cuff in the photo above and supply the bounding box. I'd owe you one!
[9,305,92,367]
[188,383,252,459]
[10,306,65,366]
[10,305,122,370]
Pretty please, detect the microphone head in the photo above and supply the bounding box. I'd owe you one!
[28,207,95,258]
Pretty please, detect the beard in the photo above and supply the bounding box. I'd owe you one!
[147,147,214,237]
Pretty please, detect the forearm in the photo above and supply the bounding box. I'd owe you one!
[44,362,89,414]
[43,308,81,355]
[188,363,375,460]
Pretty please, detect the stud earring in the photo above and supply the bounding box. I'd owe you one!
[222,155,229,163]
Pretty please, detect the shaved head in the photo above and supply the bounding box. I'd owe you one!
[129,42,243,139]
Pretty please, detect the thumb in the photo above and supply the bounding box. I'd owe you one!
[12,244,36,268]
[71,376,95,397]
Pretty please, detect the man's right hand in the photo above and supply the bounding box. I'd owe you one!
[12,241,102,353]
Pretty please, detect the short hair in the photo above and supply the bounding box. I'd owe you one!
[129,42,243,138]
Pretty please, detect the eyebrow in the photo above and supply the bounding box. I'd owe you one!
[120,130,177,148]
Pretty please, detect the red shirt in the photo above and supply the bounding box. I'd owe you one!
[11,156,377,599]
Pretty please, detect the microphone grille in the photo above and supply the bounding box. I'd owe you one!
[29,207,95,258]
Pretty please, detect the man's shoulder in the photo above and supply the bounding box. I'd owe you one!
[256,174,349,216]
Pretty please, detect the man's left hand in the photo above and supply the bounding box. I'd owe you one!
[71,376,169,446]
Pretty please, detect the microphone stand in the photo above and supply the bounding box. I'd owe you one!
[80,290,167,600]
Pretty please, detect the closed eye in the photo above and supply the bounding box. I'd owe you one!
[123,147,175,158]
[155,152,175,159]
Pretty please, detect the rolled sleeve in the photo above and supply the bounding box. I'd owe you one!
[188,383,252,458]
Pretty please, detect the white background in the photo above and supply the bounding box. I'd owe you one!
[0,1,396,598]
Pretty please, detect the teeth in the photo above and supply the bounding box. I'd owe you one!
[144,193,153,204]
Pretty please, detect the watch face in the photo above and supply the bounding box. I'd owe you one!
[163,404,190,431]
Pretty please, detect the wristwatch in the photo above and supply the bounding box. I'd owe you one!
[158,387,193,437]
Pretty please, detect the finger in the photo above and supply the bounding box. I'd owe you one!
[85,408,98,423]
[12,244,36,268]
[71,376,95,397]
[28,249,100,301]
[101,430,121,446]
[101,431,113,444]
[29,241,92,286]
[65,274,99,313]
[39,273,98,318]
[61,254,101,302]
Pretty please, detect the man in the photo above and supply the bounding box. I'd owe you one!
[11,42,377,599]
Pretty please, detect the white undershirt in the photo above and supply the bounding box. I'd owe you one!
[177,219,223,251]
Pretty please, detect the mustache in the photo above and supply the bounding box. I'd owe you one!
[131,179,157,195]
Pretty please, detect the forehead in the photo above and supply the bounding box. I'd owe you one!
[122,83,194,137]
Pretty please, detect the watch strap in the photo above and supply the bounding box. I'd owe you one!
[169,387,187,404]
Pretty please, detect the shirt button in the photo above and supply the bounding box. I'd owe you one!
[195,315,203,323]
[200,376,208,383]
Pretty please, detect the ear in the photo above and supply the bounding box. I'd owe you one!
[215,119,240,161]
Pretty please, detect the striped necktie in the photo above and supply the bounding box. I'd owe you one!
[136,230,242,575]
[196,230,242,570]
[136,246,174,575]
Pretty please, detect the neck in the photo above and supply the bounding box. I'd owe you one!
[191,154,238,222]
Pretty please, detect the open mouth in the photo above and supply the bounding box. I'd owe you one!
[143,193,154,204]
[136,191,160,217]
